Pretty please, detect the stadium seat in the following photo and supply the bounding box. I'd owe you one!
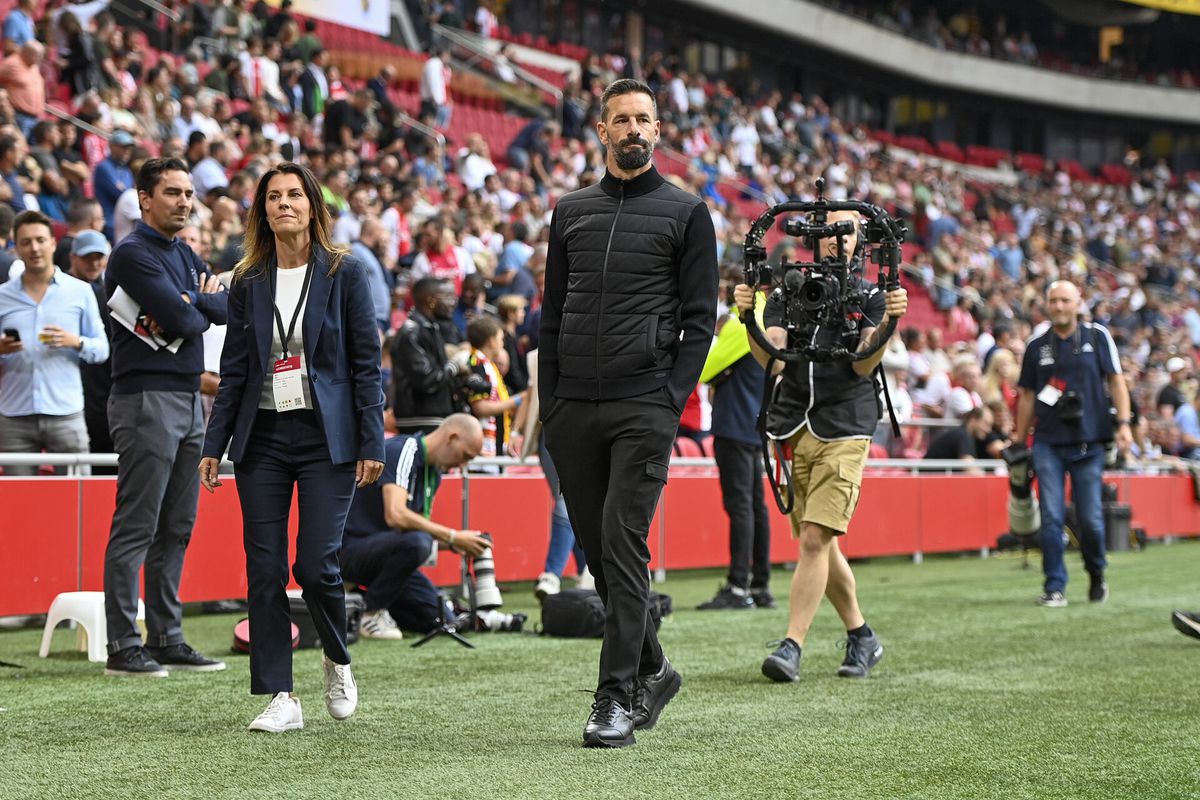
[673,437,704,459]
[39,592,145,663]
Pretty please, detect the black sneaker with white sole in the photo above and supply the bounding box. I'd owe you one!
[1172,610,1200,641]
[1037,591,1068,607]
[837,631,883,678]
[1088,573,1109,603]
[696,584,754,610]
[750,588,777,609]
[105,645,168,678]
[145,643,226,672]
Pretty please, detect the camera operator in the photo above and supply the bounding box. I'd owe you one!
[339,414,493,639]
[733,208,907,684]
[391,277,466,434]
[1013,280,1131,608]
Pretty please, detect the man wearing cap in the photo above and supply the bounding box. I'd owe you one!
[0,210,108,473]
[93,130,136,243]
[67,229,115,464]
[1157,357,1190,422]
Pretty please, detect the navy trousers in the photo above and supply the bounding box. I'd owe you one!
[340,530,442,633]
[236,410,357,695]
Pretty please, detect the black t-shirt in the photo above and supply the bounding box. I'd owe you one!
[323,100,366,148]
[925,425,976,460]
[344,435,441,537]
[762,277,887,440]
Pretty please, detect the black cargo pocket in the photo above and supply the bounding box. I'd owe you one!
[645,460,669,484]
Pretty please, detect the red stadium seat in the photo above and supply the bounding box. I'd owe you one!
[673,437,704,458]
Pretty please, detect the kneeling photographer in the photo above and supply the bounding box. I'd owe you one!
[1013,280,1131,608]
[340,414,516,639]
[733,208,907,684]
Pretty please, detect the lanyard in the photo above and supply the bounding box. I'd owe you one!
[419,437,435,519]
[270,263,313,359]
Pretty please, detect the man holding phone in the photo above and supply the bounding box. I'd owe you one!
[0,211,109,474]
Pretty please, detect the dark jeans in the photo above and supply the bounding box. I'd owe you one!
[713,436,771,590]
[544,391,678,705]
[104,391,202,653]
[1033,440,1107,593]
[236,410,357,695]
[341,530,442,633]
[538,431,586,577]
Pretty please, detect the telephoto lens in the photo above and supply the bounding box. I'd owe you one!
[472,533,503,609]
[472,609,528,633]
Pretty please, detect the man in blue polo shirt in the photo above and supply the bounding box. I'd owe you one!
[1014,280,1132,608]
[0,211,108,473]
[102,158,228,677]
[340,414,492,639]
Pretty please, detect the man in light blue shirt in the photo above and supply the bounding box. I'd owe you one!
[1175,394,1200,461]
[350,217,393,333]
[2,0,36,53]
[0,210,108,474]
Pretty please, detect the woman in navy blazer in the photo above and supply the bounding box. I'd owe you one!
[199,162,384,733]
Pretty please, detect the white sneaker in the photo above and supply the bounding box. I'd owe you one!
[534,571,561,600]
[360,609,404,640]
[323,655,358,720]
[248,692,303,733]
[576,565,595,591]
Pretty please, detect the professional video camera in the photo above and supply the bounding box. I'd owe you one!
[741,177,906,364]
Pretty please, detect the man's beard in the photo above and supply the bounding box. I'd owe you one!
[611,136,653,171]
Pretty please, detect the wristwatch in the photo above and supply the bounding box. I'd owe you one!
[1116,418,1132,426]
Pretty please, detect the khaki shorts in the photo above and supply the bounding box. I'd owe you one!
[785,429,870,536]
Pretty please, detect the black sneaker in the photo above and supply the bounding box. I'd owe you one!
[145,643,227,672]
[696,584,754,610]
[105,645,168,678]
[1088,573,1109,603]
[750,588,776,609]
[837,631,883,678]
[631,656,682,731]
[1037,591,1068,607]
[583,696,635,748]
[761,638,801,683]
[1172,610,1200,641]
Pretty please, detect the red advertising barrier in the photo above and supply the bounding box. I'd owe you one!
[2,471,1197,616]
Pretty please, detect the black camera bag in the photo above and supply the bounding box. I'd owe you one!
[540,588,671,638]
[290,591,364,649]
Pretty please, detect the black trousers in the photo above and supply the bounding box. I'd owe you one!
[544,391,678,705]
[236,410,357,695]
[340,530,442,633]
[713,436,772,590]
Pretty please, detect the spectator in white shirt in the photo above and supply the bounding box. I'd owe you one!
[458,133,497,192]
[190,140,231,202]
[419,47,451,129]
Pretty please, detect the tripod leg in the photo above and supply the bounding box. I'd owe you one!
[410,624,476,649]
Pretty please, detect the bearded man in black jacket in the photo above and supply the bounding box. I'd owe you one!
[539,78,718,749]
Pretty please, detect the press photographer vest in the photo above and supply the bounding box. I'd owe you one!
[762,280,886,441]
[1018,322,1119,446]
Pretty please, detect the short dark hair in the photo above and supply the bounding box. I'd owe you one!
[30,120,55,145]
[12,209,54,240]
[411,276,451,304]
[963,406,989,425]
[600,78,656,122]
[136,157,190,196]
[66,198,101,226]
[467,315,502,348]
[510,221,528,243]
[0,204,14,237]
[0,135,17,161]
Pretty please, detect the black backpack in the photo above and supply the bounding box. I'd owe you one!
[539,588,671,638]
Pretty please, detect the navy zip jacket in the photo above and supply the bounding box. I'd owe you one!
[539,166,718,415]
[104,221,228,394]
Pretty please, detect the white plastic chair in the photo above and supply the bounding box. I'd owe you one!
[38,592,145,663]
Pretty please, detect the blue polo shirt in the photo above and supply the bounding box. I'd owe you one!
[1018,322,1120,445]
[344,434,442,537]
[0,268,109,416]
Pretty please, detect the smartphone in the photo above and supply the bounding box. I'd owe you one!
[3,328,18,341]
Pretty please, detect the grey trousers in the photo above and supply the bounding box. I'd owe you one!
[103,390,203,654]
[0,411,90,475]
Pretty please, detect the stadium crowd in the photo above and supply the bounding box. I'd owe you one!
[0,0,1196,478]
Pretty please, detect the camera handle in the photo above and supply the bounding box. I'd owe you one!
[742,183,904,365]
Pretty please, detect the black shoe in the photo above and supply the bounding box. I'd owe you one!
[1172,610,1200,641]
[583,696,635,748]
[145,643,227,672]
[631,657,682,731]
[1088,573,1109,603]
[696,584,754,610]
[750,588,776,609]
[104,645,168,678]
[761,638,801,683]
[837,631,883,678]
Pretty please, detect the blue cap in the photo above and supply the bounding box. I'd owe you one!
[72,230,111,257]
[110,130,135,147]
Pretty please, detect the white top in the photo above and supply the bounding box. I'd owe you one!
[259,265,313,411]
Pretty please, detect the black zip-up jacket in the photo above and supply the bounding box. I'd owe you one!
[391,308,459,425]
[539,167,718,415]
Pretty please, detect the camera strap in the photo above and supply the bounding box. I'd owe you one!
[875,365,902,439]
[757,356,795,516]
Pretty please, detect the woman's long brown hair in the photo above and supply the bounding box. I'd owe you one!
[232,161,348,282]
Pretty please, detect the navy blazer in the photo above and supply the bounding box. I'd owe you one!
[202,248,385,465]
